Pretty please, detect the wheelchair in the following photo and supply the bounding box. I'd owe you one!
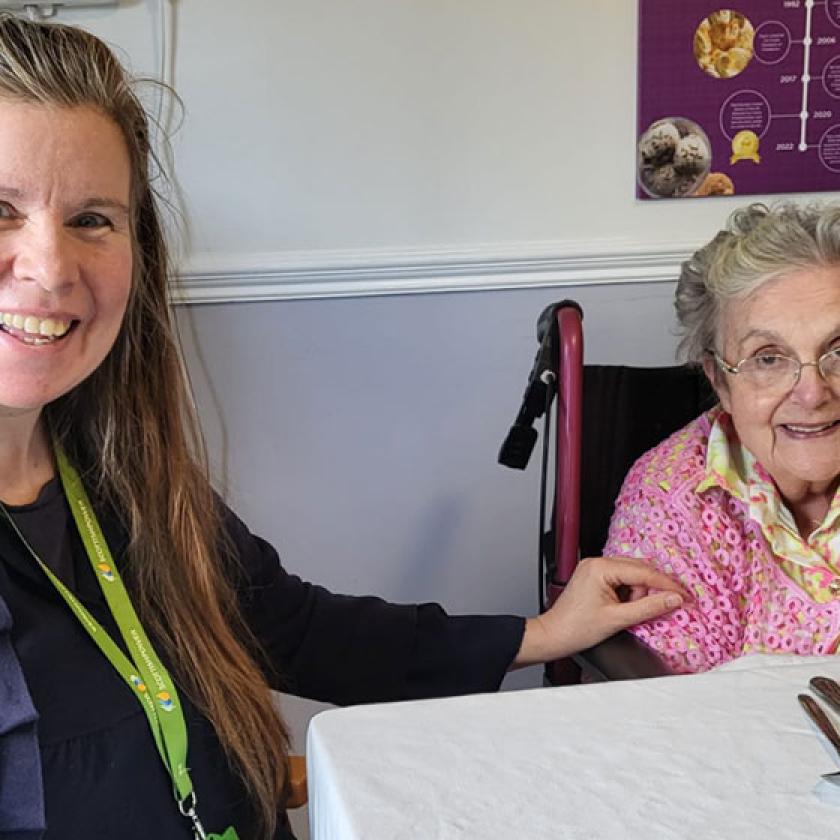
[500,300,715,684]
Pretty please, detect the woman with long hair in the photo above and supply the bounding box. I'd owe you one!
[0,15,684,839]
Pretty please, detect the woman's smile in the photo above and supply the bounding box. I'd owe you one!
[777,418,840,438]
[0,310,75,344]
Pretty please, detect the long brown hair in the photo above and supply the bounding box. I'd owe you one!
[0,14,289,835]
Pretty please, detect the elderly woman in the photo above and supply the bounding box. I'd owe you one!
[605,202,840,674]
[0,14,685,840]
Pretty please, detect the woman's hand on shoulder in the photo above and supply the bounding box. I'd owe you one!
[512,557,687,668]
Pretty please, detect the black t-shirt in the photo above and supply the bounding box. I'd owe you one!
[0,483,525,838]
[7,478,74,587]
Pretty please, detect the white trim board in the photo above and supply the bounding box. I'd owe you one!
[173,241,694,305]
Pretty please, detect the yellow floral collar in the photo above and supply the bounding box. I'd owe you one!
[696,408,840,585]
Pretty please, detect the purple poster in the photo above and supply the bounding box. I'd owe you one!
[637,1,840,199]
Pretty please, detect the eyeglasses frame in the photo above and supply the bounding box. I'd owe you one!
[707,347,840,390]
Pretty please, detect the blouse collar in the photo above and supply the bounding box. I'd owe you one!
[696,407,840,570]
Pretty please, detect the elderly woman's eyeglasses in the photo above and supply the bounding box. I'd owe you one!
[708,348,840,392]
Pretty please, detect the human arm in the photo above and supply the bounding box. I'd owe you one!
[225,507,523,704]
[511,556,686,668]
[225,507,686,699]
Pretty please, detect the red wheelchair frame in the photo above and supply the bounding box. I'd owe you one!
[501,300,713,683]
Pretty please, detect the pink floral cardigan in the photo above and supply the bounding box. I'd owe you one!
[604,406,840,673]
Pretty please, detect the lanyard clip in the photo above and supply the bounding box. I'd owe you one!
[179,792,208,840]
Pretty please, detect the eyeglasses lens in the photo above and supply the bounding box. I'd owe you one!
[738,351,840,390]
[738,356,798,390]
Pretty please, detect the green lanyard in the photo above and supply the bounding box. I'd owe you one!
[0,448,240,840]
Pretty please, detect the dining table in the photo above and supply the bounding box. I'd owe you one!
[305,654,840,839]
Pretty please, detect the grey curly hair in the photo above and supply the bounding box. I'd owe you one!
[675,202,840,363]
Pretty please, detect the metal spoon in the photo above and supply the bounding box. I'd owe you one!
[798,693,840,788]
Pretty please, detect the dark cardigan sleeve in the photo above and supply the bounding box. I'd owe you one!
[0,592,45,838]
[223,507,525,706]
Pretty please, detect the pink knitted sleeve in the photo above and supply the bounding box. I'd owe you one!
[602,433,747,674]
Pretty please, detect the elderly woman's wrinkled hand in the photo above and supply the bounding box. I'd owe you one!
[512,557,687,668]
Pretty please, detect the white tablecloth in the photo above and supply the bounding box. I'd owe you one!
[306,655,840,839]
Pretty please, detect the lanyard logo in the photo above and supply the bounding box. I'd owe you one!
[157,691,175,712]
[96,562,115,582]
[130,674,147,693]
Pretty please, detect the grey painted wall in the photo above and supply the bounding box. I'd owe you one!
[177,285,676,687]
[180,282,677,618]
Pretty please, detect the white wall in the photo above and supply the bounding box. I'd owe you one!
[81,0,830,268]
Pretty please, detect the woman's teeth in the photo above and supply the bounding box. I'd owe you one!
[783,420,840,433]
[0,311,72,344]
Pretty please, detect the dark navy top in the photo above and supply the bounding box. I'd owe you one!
[0,480,524,838]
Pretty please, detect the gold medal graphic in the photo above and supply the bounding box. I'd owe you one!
[730,130,760,164]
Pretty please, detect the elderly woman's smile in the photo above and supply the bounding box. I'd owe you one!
[710,265,840,510]
[779,420,840,437]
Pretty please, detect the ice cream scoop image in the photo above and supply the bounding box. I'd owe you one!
[730,130,760,164]
[647,162,680,196]
[637,117,711,198]
[674,133,710,174]
[638,121,680,163]
[675,173,705,196]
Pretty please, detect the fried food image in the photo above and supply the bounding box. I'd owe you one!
[693,172,735,196]
[637,117,712,198]
[694,10,754,79]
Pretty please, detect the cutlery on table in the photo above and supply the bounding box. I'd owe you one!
[810,676,840,714]
[799,683,840,789]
